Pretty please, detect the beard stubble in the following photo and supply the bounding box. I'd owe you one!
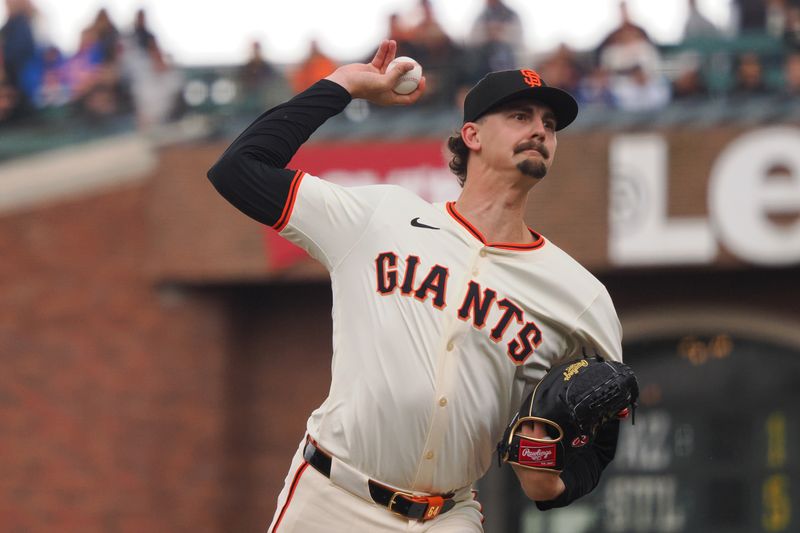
[517,159,548,179]
[514,141,549,179]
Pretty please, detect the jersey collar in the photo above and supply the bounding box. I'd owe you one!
[445,202,545,251]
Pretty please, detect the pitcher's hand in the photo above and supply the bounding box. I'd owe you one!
[325,40,426,105]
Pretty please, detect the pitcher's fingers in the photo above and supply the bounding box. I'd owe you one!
[394,76,427,105]
[371,40,395,72]
[377,40,398,73]
[386,60,415,83]
[369,40,388,70]
[531,422,549,438]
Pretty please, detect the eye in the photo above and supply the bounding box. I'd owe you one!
[512,112,528,121]
[544,120,556,131]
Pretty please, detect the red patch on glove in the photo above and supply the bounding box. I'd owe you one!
[518,440,557,468]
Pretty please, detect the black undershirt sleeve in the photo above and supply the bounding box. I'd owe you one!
[536,420,621,510]
[207,79,352,227]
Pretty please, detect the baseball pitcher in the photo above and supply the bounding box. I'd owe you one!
[208,40,637,532]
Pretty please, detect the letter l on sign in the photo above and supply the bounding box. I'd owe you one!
[608,134,716,266]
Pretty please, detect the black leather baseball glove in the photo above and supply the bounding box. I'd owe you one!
[498,355,638,472]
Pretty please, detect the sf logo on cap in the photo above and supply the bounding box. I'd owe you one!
[520,69,542,88]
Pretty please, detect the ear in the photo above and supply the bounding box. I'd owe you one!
[461,122,480,151]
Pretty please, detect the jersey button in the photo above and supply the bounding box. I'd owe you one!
[446,341,454,351]
[472,268,479,276]
[439,396,447,407]
[425,451,434,460]
[479,249,488,257]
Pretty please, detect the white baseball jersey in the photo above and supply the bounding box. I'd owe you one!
[276,171,623,495]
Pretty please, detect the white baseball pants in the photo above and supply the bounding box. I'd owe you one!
[267,440,484,532]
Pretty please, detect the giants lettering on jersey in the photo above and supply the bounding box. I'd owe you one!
[375,251,543,364]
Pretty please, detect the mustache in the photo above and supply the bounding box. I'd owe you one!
[513,141,549,159]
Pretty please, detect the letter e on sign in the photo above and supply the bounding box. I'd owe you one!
[709,126,800,266]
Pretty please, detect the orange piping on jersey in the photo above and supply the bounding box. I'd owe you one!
[271,460,310,532]
[273,170,306,232]
[445,202,545,250]
[446,201,484,241]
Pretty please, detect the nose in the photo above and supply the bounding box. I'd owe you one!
[529,116,547,140]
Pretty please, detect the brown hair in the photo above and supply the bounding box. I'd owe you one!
[446,132,469,187]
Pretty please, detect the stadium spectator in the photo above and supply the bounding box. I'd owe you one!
[237,40,289,111]
[239,40,278,90]
[576,66,616,107]
[404,0,450,52]
[132,8,155,56]
[597,2,652,59]
[121,8,182,128]
[1,0,38,113]
[35,44,69,107]
[782,51,800,95]
[766,0,789,38]
[64,26,123,118]
[683,0,723,40]
[453,1,521,108]
[733,0,790,36]
[290,39,337,93]
[0,43,21,123]
[469,0,524,64]
[90,8,120,64]
[402,0,459,105]
[458,19,516,91]
[596,1,661,77]
[671,62,710,101]
[730,52,771,97]
[0,78,16,122]
[611,63,670,111]
[536,44,583,95]
[594,2,664,111]
[130,8,165,71]
[784,4,800,49]
[733,0,768,33]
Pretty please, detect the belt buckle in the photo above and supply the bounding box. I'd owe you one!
[387,490,416,516]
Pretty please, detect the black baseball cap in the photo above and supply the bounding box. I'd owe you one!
[463,69,579,130]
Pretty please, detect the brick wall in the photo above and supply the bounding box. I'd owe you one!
[216,284,332,532]
[0,184,232,532]
[0,155,335,531]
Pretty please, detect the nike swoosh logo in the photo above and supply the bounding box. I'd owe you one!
[410,217,440,230]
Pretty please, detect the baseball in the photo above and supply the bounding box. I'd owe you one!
[388,56,422,95]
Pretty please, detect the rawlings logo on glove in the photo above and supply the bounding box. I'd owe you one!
[497,355,639,472]
[519,442,557,468]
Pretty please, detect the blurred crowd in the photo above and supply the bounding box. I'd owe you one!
[369,0,800,112]
[0,0,181,128]
[4,0,800,131]
[243,0,800,115]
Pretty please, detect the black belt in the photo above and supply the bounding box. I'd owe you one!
[303,437,457,522]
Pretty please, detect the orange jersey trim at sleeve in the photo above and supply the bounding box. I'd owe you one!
[446,202,545,251]
[272,170,306,232]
